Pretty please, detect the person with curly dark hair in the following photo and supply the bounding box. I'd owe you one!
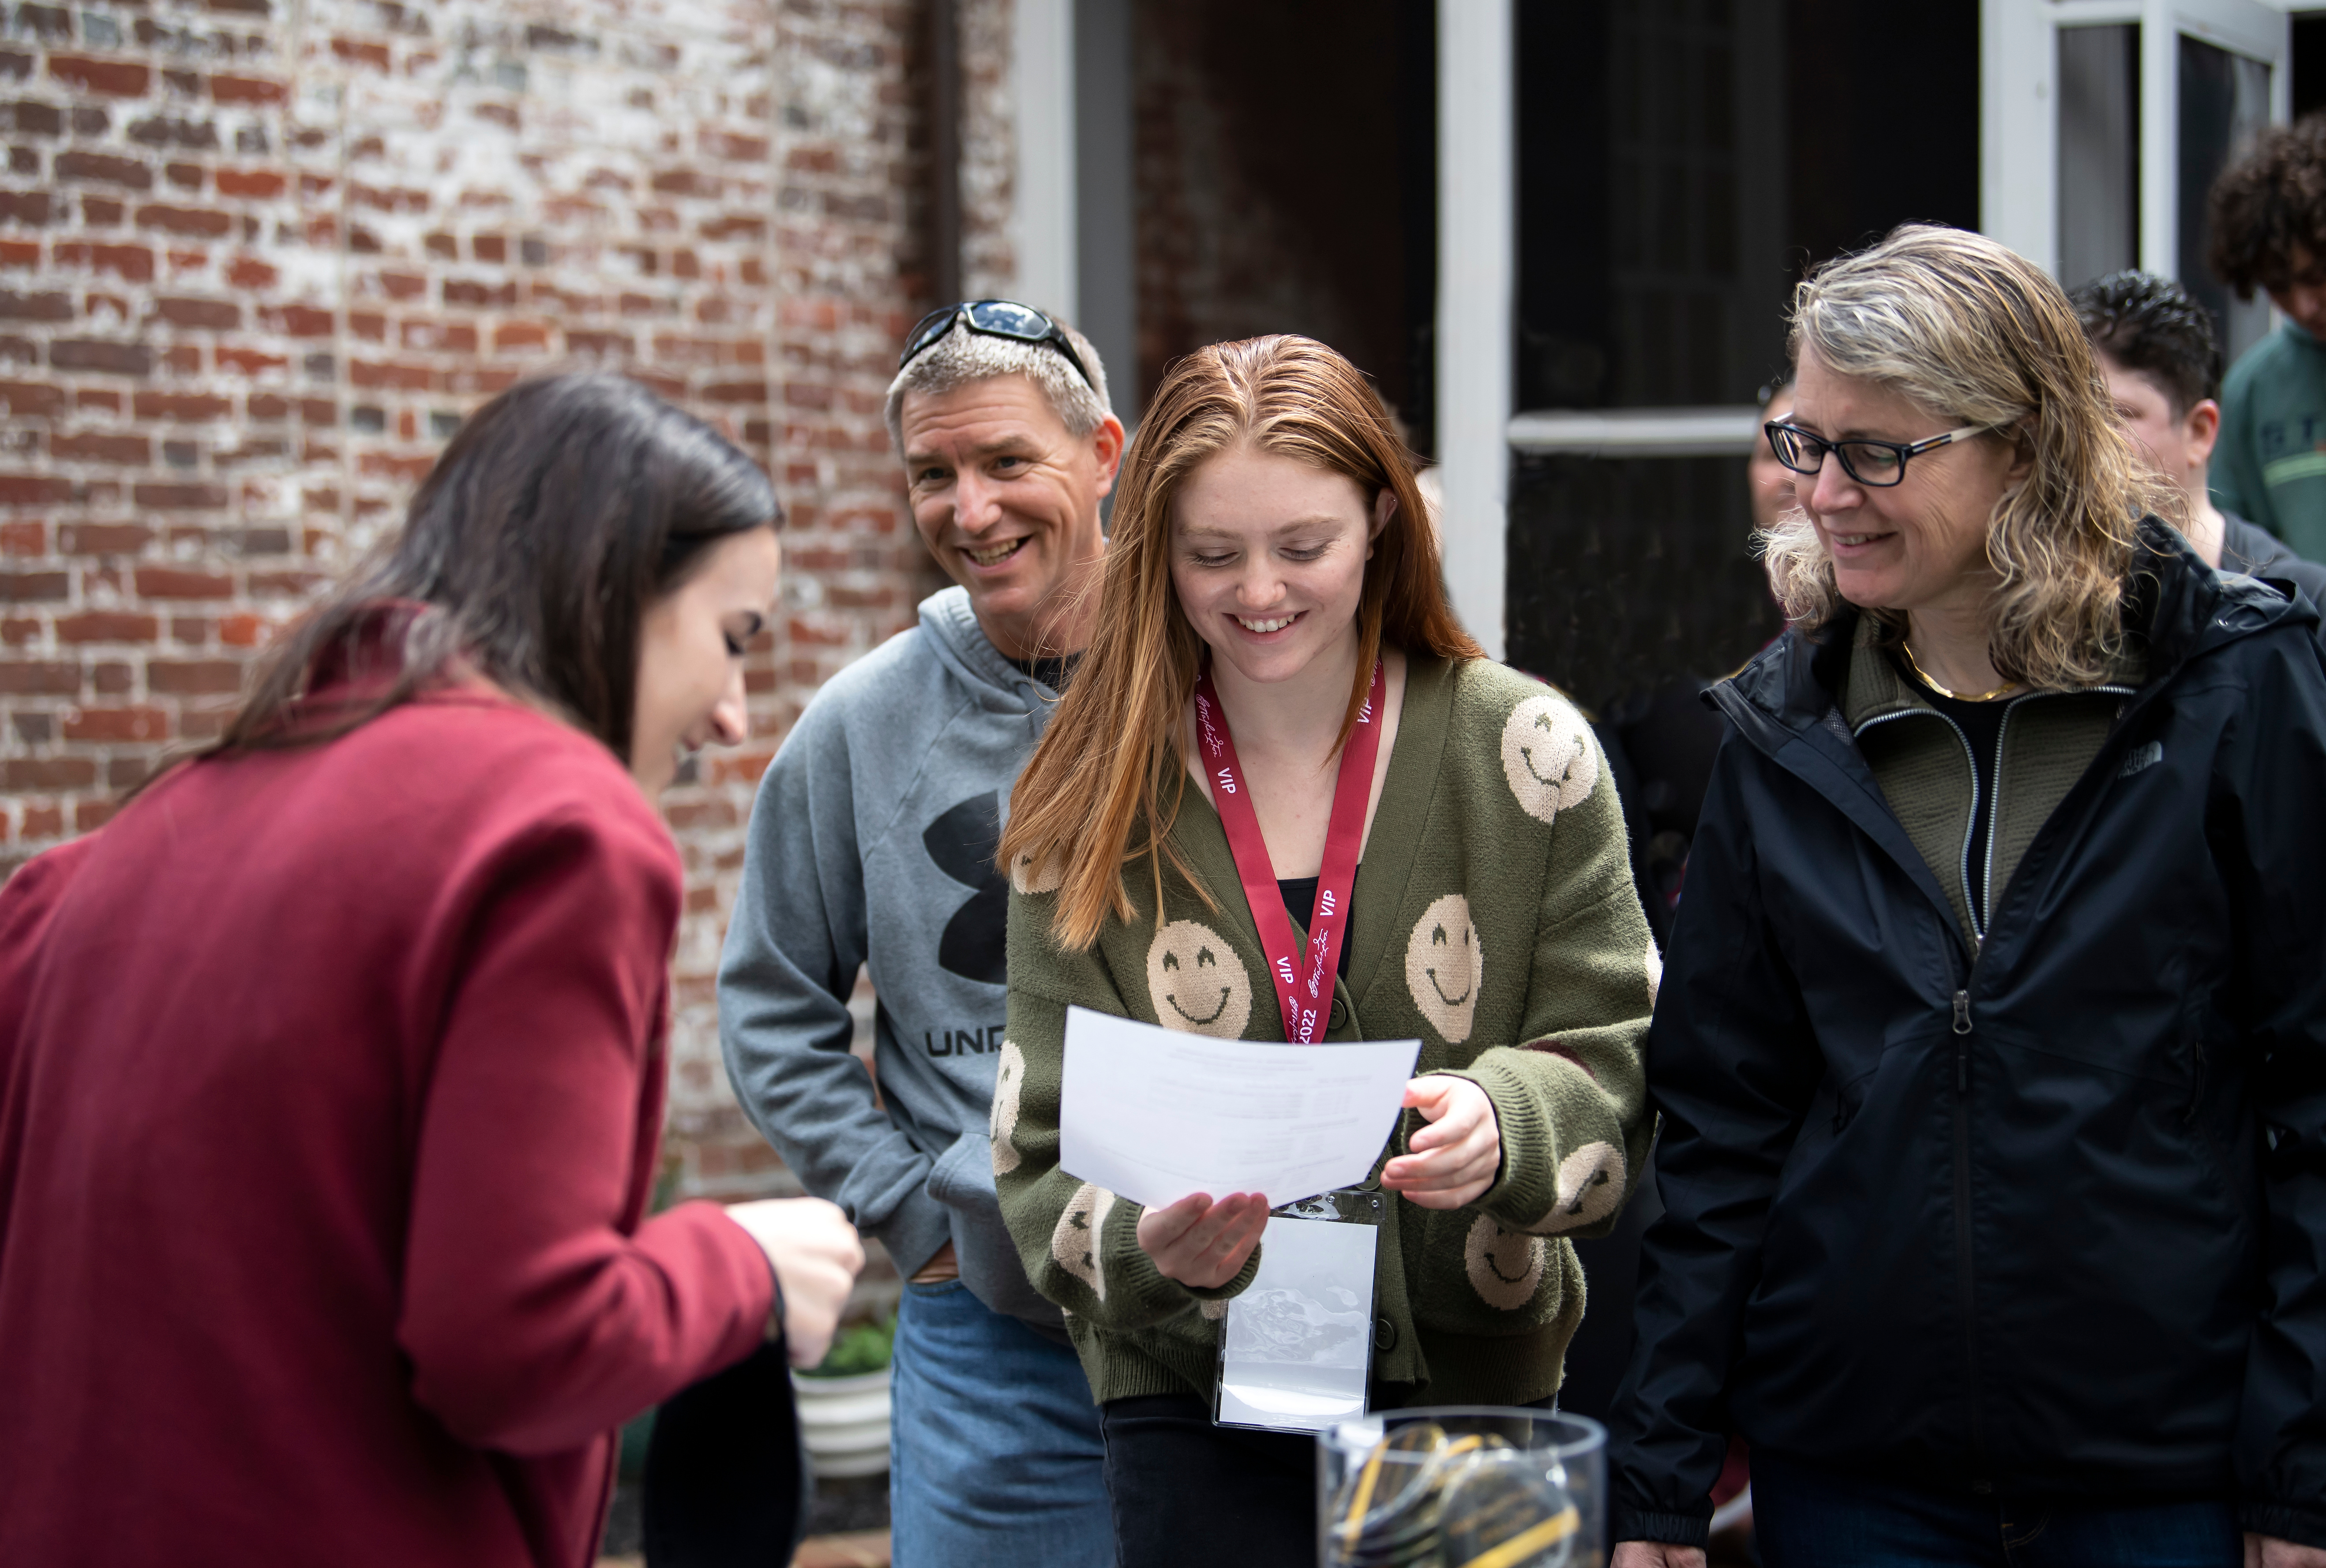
[2206,113,2326,559]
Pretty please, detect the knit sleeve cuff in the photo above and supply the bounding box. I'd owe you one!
[1434,1054,1560,1229]
[1613,1507,1711,1550]
[2242,1499,2326,1552]
[1099,1200,1261,1317]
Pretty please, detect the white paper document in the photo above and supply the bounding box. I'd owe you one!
[1058,1006,1420,1209]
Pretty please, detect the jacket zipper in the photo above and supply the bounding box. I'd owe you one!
[1950,980,1989,1490]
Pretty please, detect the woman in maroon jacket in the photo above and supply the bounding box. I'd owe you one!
[0,372,863,1567]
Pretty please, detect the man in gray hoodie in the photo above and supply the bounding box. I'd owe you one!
[720,302,1122,1567]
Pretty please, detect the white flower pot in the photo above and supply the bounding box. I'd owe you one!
[792,1366,893,1479]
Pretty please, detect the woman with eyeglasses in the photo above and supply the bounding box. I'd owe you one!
[1607,225,2326,1568]
[0,373,864,1567]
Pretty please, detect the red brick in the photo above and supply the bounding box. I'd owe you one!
[50,431,150,464]
[263,302,332,337]
[0,569,66,600]
[217,612,269,647]
[0,191,52,227]
[493,321,551,352]
[49,339,151,375]
[0,289,69,320]
[147,657,241,693]
[0,380,58,417]
[57,522,152,554]
[356,451,433,482]
[330,37,392,71]
[400,318,476,352]
[0,239,36,268]
[19,802,64,839]
[133,566,234,599]
[55,150,154,190]
[0,474,70,506]
[348,358,430,390]
[213,346,286,376]
[155,296,240,329]
[131,390,229,421]
[48,55,151,98]
[130,486,229,514]
[71,797,114,833]
[52,241,154,281]
[0,519,42,553]
[224,253,275,288]
[442,277,516,308]
[63,705,169,742]
[208,73,286,105]
[5,757,96,790]
[135,203,232,237]
[54,611,155,643]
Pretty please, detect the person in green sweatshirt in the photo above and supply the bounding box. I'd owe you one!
[2206,113,2326,562]
[991,334,1658,1568]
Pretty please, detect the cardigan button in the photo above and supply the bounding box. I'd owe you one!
[1329,997,1349,1030]
[1375,1316,1398,1351]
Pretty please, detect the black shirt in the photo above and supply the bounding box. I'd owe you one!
[1276,872,1356,979]
[1895,654,2010,933]
[1008,653,1079,692]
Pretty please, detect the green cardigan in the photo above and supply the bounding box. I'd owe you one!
[993,654,1657,1408]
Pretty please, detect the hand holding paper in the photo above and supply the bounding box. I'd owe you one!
[1134,1191,1271,1288]
[1058,1006,1420,1211]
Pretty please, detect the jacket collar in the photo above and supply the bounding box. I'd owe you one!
[1729,516,2295,745]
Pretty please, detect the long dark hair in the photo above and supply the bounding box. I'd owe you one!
[194,371,780,771]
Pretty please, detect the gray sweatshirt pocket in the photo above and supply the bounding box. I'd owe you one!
[927,1126,1065,1329]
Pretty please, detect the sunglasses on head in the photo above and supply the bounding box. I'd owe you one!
[900,300,1096,391]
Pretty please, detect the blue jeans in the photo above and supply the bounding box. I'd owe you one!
[1752,1450,2241,1568]
[889,1278,1113,1568]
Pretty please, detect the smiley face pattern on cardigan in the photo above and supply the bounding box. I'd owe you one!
[1145,918,1254,1038]
[1405,893,1484,1043]
[1500,692,1599,824]
[1052,1182,1116,1301]
[1521,1140,1627,1235]
[1009,848,1064,896]
[1463,1213,1546,1310]
[990,1039,1026,1176]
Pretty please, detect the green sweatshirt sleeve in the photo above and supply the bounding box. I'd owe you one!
[1434,721,1656,1240]
[993,886,1263,1333]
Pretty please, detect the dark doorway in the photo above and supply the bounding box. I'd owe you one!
[1506,0,1979,713]
[1130,0,1435,449]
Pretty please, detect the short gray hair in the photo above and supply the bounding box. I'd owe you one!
[884,312,1114,449]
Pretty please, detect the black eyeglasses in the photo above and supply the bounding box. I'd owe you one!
[899,299,1095,390]
[1764,421,1998,487]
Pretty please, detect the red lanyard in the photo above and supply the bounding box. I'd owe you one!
[1191,658,1386,1044]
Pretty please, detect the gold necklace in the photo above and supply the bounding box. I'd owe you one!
[1901,642,2020,702]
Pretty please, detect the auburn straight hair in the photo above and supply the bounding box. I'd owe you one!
[999,335,1480,951]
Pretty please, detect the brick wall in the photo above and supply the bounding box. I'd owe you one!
[0,0,954,1209]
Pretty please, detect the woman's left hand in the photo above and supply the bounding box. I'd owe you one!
[2247,1534,2326,1567]
[1380,1077,1501,1209]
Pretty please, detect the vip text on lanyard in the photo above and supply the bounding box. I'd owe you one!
[1192,659,1386,1044]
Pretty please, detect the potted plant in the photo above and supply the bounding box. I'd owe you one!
[791,1316,895,1478]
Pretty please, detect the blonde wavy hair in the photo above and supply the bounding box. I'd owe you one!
[999,335,1481,951]
[1763,225,2180,688]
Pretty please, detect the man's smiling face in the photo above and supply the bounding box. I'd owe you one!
[899,373,1122,660]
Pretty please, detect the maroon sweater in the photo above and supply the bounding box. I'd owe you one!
[0,684,776,1567]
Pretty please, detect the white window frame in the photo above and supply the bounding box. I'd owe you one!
[1981,0,2292,281]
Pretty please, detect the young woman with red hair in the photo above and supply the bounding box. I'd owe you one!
[992,335,1658,1565]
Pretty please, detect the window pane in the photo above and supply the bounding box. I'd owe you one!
[2058,24,2140,291]
[2181,35,2275,363]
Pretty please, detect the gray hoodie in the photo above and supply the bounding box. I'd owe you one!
[720,586,1063,1327]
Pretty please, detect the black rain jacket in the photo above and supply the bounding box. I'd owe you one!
[1610,526,2326,1549]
